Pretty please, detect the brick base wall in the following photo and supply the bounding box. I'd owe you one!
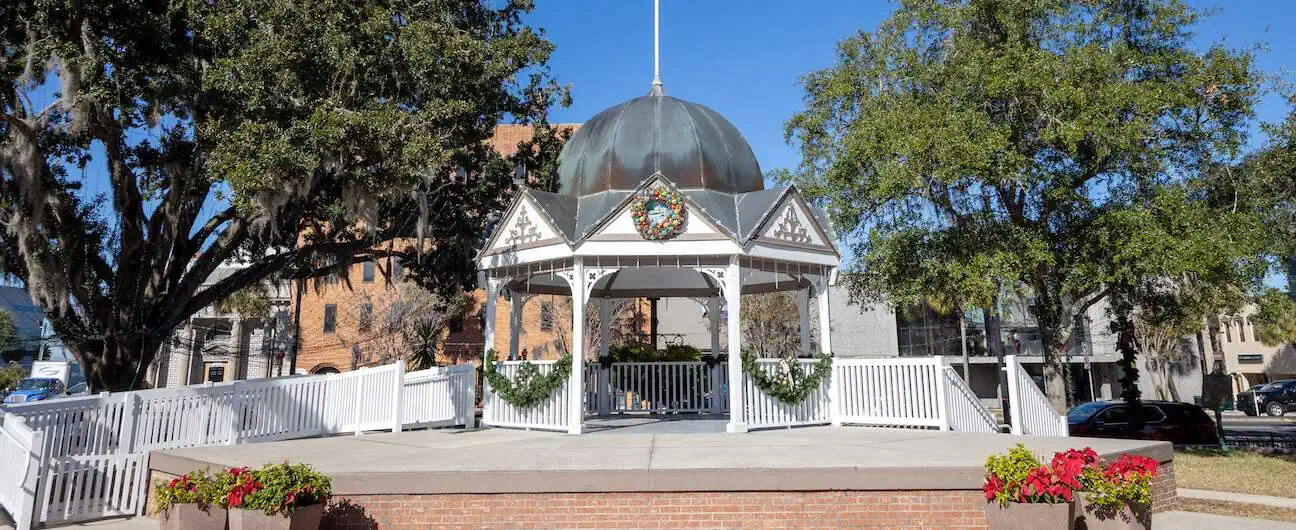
[322,491,990,530]
[145,460,1178,530]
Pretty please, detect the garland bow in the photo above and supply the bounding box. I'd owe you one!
[483,350,573,408]
[740,350,832,404]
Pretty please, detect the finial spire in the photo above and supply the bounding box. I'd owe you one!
[649,0,665,96]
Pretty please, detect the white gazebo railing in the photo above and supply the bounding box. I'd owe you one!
[597,361,724,414]
[1005,355,1068,437]
[743,359,832,429]
[0,361,475,530]
[482,360,572,432]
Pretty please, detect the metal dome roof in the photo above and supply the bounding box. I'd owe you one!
[554,92,764,197]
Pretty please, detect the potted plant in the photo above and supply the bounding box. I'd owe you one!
[1068,450,1158,530]
[223,463,332,530]
[983,444,1079,530]
[155,469,225,530]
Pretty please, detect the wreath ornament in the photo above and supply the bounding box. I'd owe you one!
[631,187,687,240]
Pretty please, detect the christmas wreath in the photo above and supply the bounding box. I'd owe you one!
[483,350,573,408]
[740,350,832,404]
[631,187,687,240]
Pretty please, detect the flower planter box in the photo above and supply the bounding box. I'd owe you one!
[1074,495,1150,530]
[985,501,1075,530]
[229,504,324,530]
[160,504,227,530]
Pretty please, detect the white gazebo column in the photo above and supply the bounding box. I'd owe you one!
[725,257,747,433]
[796,288,810,355]
[818,273,833,354]
[507,291,523,361]
[597,297,611,416]
[708,296,723,415]
[482,277,501,364]
[819,274,841,426]
[568,258,586,434]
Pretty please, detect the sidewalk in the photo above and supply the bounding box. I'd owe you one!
[1155,511,1296,529]
[1181,488,1296,510]
[4,512,1295,529]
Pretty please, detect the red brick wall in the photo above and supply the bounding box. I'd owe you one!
[322,491,991,530]
[1151,461,1178,513]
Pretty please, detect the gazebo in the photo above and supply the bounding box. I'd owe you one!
[476,82,840,434]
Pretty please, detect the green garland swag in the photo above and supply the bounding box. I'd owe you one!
[483,350,573,408]
[740,350,832,404]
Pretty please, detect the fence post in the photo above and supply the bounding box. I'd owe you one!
[119,394,140,455]
[465,367,478,429]
[1005,355,1023,436]
[200,382,214,446]
[829,363,842,427]
[932,359,949,431]
[228,381,241,445]
[353,368,367,436]
[391,362,406,433]
[18,421,44,530]
[597,365,610,417]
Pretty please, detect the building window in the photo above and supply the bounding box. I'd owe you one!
[358,303,373,331]
[324,304,337,333]
[1224,321,1232,343]
[363,261,375,283]
[393,258,404,280]
[1238,354,1264,364]
[449,317,464,333]
[1239,319,1247,342]
[539,301,554,332]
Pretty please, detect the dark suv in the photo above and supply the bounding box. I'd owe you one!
[1067,400,1218,445]
[1236,380,1296,417]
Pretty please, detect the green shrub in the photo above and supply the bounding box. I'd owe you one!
[0,362,26,393]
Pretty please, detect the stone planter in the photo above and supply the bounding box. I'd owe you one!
[160,504,227,530]
[1074,495,1150,530]
[985,501,1075,530]
[229,504,324,530]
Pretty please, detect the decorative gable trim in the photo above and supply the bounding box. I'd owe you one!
[479,192,568,257]
[748,189,838,256]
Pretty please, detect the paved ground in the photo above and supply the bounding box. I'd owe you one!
[6,511,1293,530]
[1155,510,1296,529]
[1181,488,1296,509]
[152,425,1170,495]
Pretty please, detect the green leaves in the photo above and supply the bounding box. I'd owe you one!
[482,350,573,408]
[1252,289,1296,347]
[784,0,1267,405]
[740,351,832,405]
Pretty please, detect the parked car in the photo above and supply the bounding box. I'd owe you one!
[1066,400,1218,445]
[3,377,67,404]
[1235,380,1296,417]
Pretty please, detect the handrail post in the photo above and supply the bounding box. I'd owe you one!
[933,359,949,431]
[19,418,44,530]
[1005,355,1023,435]
[228,381,241,445]
[391,362,406,433]
[119,394,139,455]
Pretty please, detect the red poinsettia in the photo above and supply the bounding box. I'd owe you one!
[983,474,1005,501]
[1104,454,1158,484]
[225,467,263,508]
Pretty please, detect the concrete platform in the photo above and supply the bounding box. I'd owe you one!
[150,426,1171,495]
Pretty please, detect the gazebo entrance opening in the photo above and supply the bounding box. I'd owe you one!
[480,257,834,434]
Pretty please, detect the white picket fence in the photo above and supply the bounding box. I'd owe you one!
[743,359,832,429]
[1005,355,1068,436]
[831,358,948,429]
[481,360,572,432]
[0,414,41,530]
[0,362,475,530]
[942,366,1000,433]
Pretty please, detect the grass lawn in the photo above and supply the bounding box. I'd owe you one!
[1175,449,1296,498]
[1180,499,1296,523]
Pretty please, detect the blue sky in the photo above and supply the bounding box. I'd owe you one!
[527,1,1296,175]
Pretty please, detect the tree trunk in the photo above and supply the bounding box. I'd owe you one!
[1109,289,1145,435]
[72,334,162,392]
[986,293,1009,425]
[959,310,970,383]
